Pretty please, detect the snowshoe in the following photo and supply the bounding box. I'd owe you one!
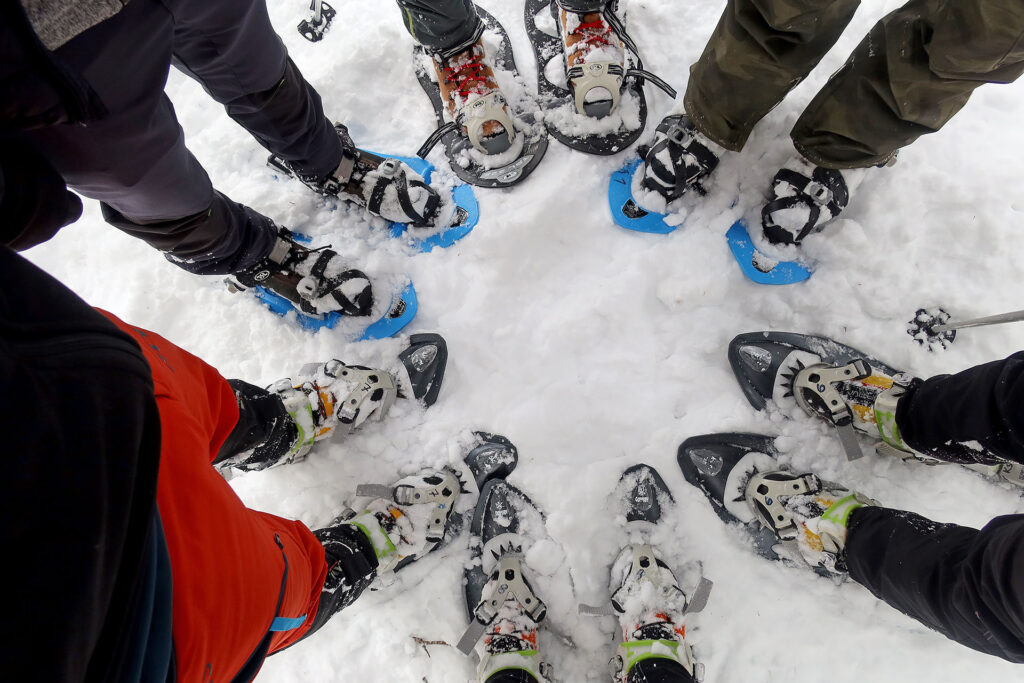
[576,466,707,683]
[216,334,448,473]
[268,125,479,252]
[414,8,549,188]
[524,0,676,155]
[226,226,418,336]
[459,478,582,682]
[678,432,871,576]
[609,114,721,234]
[463,432,520,492]
[728,331,1024,484]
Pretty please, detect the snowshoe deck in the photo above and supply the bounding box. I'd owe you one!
[728,331,899,413]
[413,8,548,188]
[726,220,812,285]
[464,479,543,617]
[397,333,448,405]
[608,158,678,234]
[525,0,660,155]
[463,432,520,491]
[616,463,674,524]
[678,432,819,570]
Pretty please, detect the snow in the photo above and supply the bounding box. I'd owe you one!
[22,0,1024,681]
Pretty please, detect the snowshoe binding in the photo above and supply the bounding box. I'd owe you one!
[226,224,417,336]
[414,8,549,188]
[525,0,676,155]
[609,114,722,234]
[216,334,448,474]
[268,124,479,252]
[728,331,1024,485]
[343,467,467,579]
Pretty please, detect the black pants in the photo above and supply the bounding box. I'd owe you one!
[842,351,1024,662]
[898,352,1024,465]
[25,0,341,275]
[847,507,1024,663]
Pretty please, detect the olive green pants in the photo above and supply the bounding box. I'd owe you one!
[684,0,1024,168]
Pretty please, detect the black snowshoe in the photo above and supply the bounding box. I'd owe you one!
[415,8,549,188]
[728,331,1024,485]
[524,0,676,155]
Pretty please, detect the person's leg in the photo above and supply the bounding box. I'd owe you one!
[845,506,1024,663]
[23,0,277,275]
[167,0,342,180]
[792,0,1024,168]
[893,351,1024,465]
[556,0,608,12]
[684,0,861,152]
[102,313,345,679]
[396,0,483,55]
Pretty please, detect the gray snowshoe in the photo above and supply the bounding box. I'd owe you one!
[678,432,835,576]
[616,463,674,524]
[524,0,675,155]
[414,7,549,188]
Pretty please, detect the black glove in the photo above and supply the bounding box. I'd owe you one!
[0,134,82,250]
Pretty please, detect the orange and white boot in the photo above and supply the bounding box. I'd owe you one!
[558,7,626,117]
[432,40,516,155]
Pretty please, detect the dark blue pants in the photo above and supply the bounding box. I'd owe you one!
[26,0,341,274]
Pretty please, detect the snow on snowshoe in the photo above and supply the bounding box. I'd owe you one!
[608,159,677,234]
[347,467,468,577]
[524,0,676,155]
[616,463,674,525]
[575,465,708,683]
[414,8,549,188]
[217,333,448,474]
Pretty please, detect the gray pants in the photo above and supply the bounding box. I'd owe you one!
[26,0,342,274]
[685,0,1024,168]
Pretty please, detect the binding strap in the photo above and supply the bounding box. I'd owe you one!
[642,116,719,201]
[761,167,849,245]
[366,159,441,228]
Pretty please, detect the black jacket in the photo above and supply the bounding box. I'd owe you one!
[0,247,169,681]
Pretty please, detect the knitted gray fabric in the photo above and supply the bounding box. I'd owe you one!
[22,0,126,50]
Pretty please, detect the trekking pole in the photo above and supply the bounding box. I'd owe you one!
[908,308,1024,349]
[298,0,336,42]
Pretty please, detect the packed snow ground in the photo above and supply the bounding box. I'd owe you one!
[25,0,1024,681]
